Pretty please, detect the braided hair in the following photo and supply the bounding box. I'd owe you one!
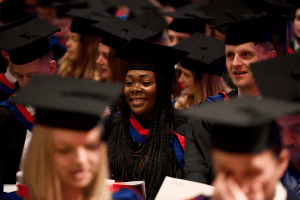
[108,71,178,197]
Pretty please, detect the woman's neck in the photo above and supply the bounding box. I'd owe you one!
[61,184,84,200]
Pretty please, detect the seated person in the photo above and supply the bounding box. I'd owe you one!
[103,38,188,199]
[0,75,141,200]
[0,14,59,184]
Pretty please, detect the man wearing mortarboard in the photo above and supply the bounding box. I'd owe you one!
[250,52,300,198]
[183,13,287,185]
[0,14,60,184]
[184,97,299,200]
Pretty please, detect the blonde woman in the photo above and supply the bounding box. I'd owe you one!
[173,33,226,110]
[0,75,124,200]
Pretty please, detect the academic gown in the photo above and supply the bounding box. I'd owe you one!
[183,91,238,184]
[103,112,188,200]
[281,161,300,198]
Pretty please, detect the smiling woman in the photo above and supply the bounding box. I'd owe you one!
[103,38,189,199]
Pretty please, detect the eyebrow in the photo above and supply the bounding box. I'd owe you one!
[126,74,154,78]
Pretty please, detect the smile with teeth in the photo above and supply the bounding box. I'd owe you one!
[131,98,146,106]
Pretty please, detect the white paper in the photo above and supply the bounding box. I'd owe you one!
[155,177,214,200]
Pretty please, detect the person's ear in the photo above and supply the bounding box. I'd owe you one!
[1,50,10,60]
[267,50,276,59]
[277,148,290,179]
[49,60,56,75]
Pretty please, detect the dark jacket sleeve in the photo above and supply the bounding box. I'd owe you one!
[183,116,214,184]
[173,109,189,137]
[0,106,27,184]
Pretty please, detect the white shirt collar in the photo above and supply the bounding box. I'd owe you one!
[237,89,261,99]
[273,182,287,200]
[4,66,17,84]
[295,40,300,51]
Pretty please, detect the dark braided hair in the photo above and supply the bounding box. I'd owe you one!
[108,71,178,198]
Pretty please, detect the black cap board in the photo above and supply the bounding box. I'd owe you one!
[10,75,123,135]
[164,10,212,34]
[204,0,250,33]
[181,97,300,153]
[173,32,226,76]
[130,9,168,42]
[251,52,300,102]
[0,14,60,65]
[93,17,157,50]
[210,13,284,45]
[113,38,188,79]
[66,7,111,35]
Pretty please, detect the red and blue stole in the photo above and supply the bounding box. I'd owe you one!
[0,99,35,131]
[117,112,185,169]
[0,73,17,95]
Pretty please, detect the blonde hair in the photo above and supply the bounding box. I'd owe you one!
[57,34,102,81]
[175,73,223,110]
[21,124,111,200]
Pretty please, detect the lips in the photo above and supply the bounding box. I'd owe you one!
[233,71,247,77]
[71,169,88,180]
[130,98,147,106]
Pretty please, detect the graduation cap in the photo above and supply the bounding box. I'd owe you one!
[210,13,284,45]
[10,75,123,136]
[130,9,168,42]
[251,52,300,102]
[173,32,226,76]
[113,38,188,79]
[0,14,60,65]
[181,97,300,153]
[204,0,250,33]
[163,10,212,34]
[66,7,111,35]
[92,17,157,50]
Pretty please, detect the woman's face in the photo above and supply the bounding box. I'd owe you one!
[53,126,103,189]
[96,43,112,81]
[124,70,156,119]
[66,31,81,61]
[178,67,197,96]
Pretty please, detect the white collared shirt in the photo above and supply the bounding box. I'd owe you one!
[274,182,287,200]
[4,66,17,84]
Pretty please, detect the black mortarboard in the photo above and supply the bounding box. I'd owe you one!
[251,52,300,102]
[204,0,250,33]
[66,8,111,35]
[10,75,122,136]
[210,13,283,45]
[0,2,31,23]
[173,33,225,76]
[164,10,212,34]
[114,38,188,79]
[182,98,300,153]
[93,17,157,50]
[0,14,60,65]
[130,9,168,42]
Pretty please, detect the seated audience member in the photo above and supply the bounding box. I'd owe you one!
[103,38,188,199]
[250,51,300,198]
[0,75,125,200]
[56,8,108,81]
[288,2,300,53]
[173,33,225,110]
[184,98,299,200]
[183,14,282,184]
[93,17,156,83]
[0,14,59,184]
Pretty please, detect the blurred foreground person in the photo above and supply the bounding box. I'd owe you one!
[1,75,121,200]
[183,98,299,200]
[0,14,59,184]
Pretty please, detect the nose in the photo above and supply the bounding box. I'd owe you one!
[73,148,87,165]
[23,77,31,87]
[232,55,243,68]
[96,54,104,65]
[131,83,142,93]
[178,73,184,83]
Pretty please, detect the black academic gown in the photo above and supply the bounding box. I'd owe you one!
[0,106,27,184]
[183,91,238,184]
[103,112,188,200]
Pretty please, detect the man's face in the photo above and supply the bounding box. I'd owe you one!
[12,59,55,88]
[294,8,300,40]
[225,42,270,91]
[212,149,287,200]
[277,114,300,166]
[166,29,191,46]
